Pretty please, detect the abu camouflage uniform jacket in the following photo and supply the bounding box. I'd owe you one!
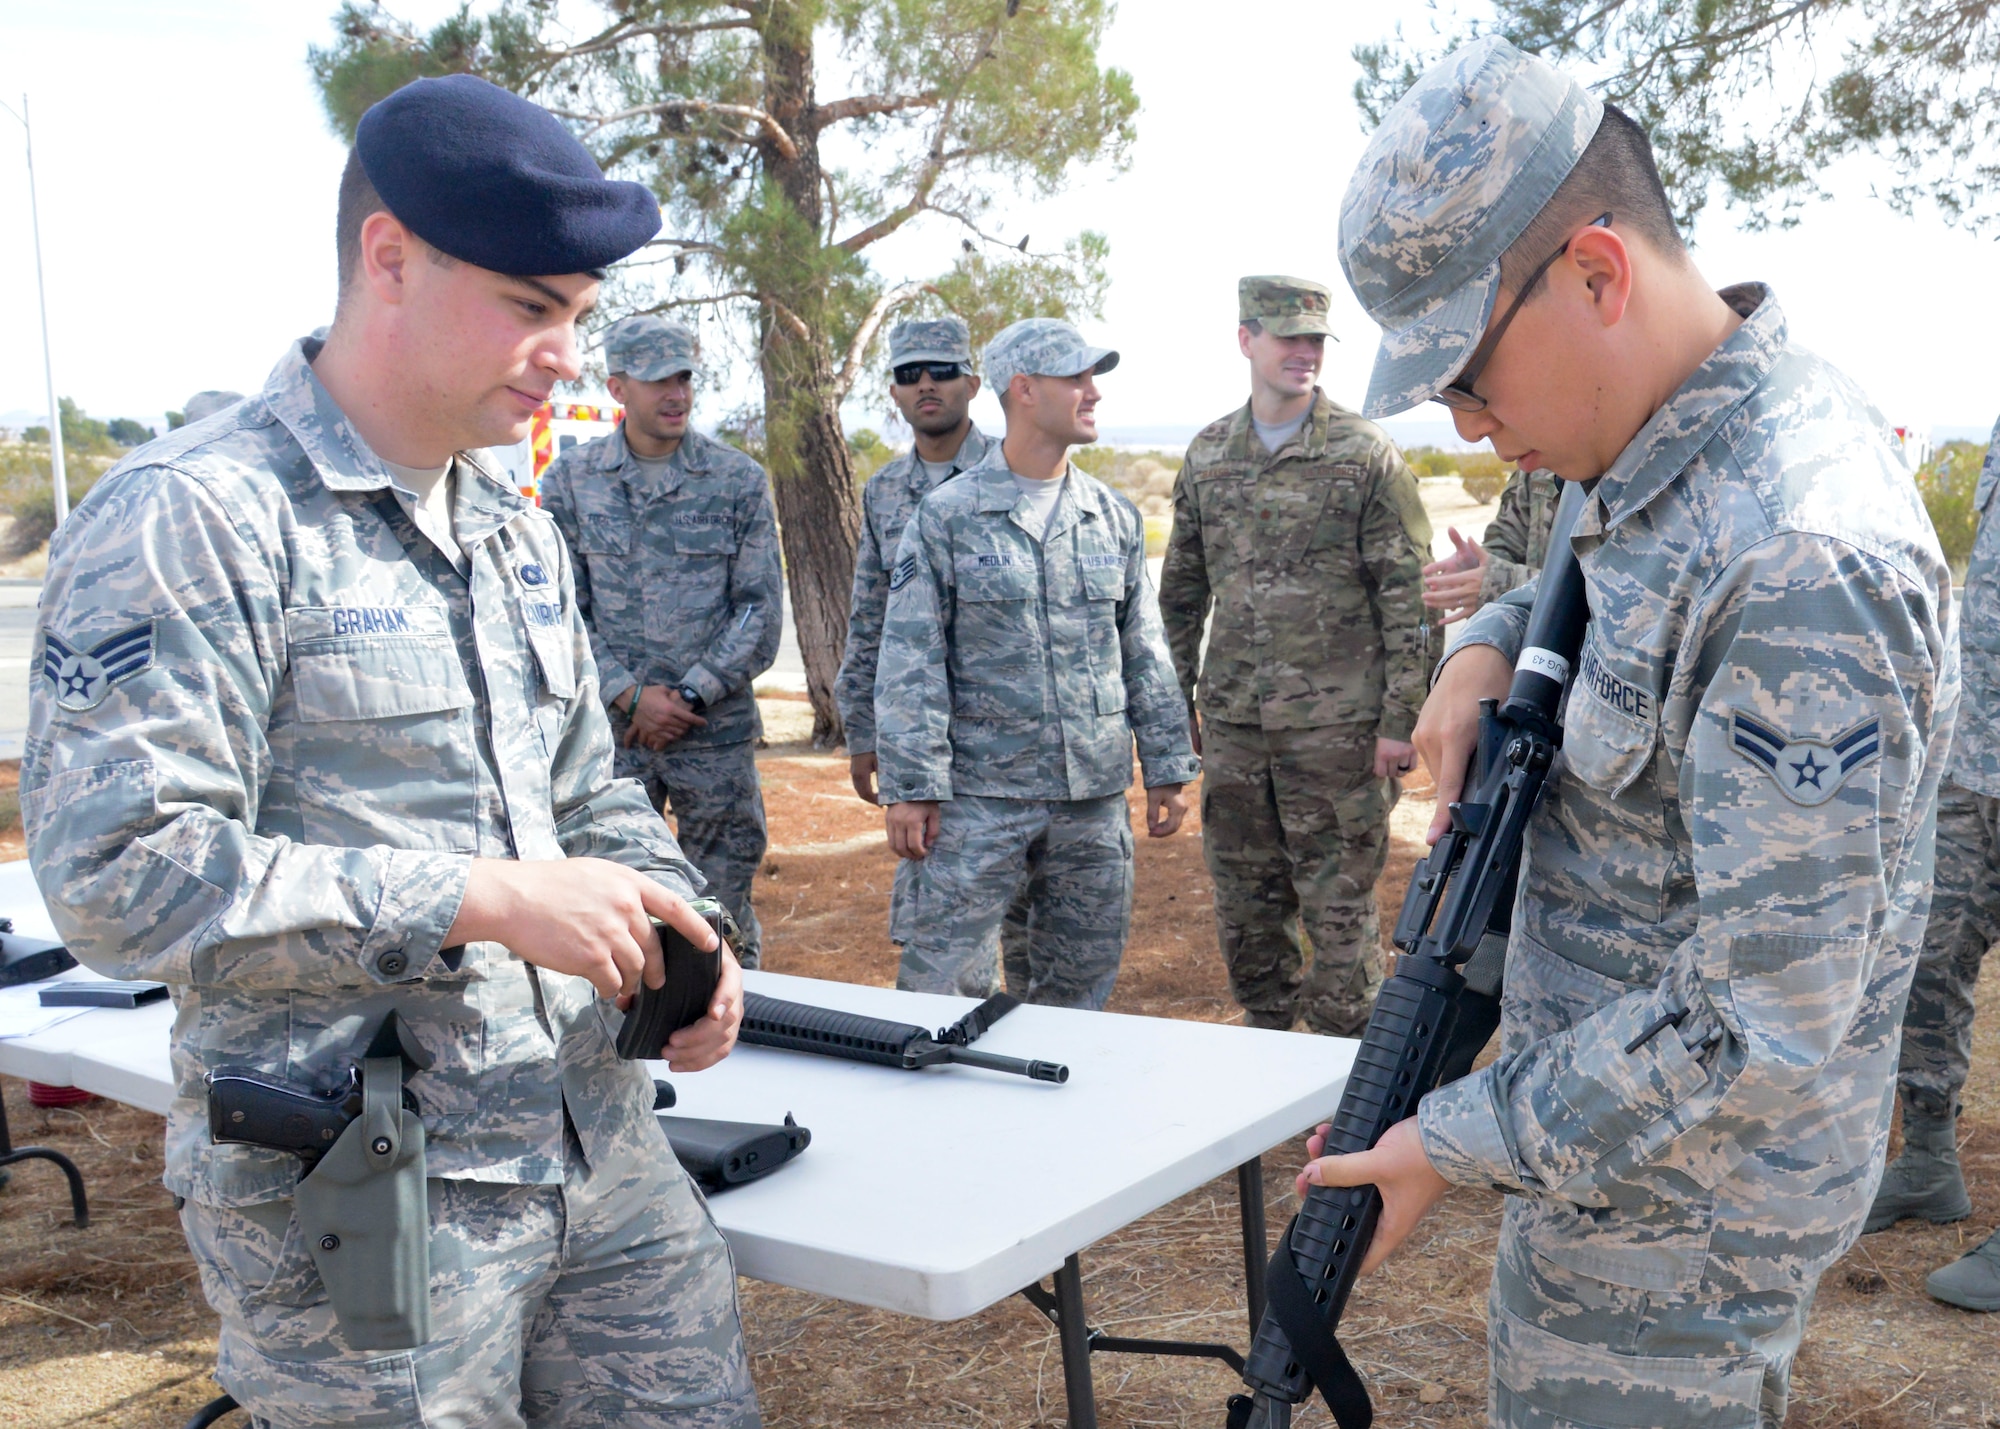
[1479,465,1561,606]
[1419,286,1959,1296]
[875,450,1200,804]
[22,337,704,1208]
[1947,414,2000,797]
[540,426,782,747]
[1158,390,1435,740]
[834,425,994,754]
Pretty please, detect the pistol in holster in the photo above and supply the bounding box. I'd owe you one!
[205,1009,434,1351]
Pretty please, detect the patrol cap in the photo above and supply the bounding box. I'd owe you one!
[182,390,244,424]
[355,74,662,277]
[1238,276,1336,339]
[888,317,974,370]
[604,315,698,381]
[984,318,1119,397]
[1338,36,1603,418]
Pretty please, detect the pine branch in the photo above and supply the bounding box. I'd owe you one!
[833,281,934,402]
[557,98,801,160]
[814,91,943,128]
[832,10,1010,253]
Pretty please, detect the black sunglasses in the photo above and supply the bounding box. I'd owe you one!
[1432,212,1613,414]
[892,362,967,385]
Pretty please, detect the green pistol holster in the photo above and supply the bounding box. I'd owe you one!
[294,1011,433,1351]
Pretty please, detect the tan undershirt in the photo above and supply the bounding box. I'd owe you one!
[383,456,458,561]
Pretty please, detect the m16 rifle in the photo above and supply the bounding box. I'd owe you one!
[1225,480,1590,1429]
[741,990,1069,1083]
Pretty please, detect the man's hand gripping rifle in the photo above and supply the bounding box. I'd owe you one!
[1225,481,1591,1429]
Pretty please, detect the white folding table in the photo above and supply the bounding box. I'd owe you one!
[0,859,1354,1427]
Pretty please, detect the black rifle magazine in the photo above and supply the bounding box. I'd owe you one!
[658,1112,810,1193]
[40,980,170,1009]
[615,920,722,1059]
[0,920,76,988]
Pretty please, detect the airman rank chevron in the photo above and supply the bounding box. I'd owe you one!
[1730,710,1881,806]
[43,621,155,712]
[888,554,919,591]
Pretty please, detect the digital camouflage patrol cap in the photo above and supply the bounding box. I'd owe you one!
[984,318,1119,397]
[181,391,244,424]
[1238,276,1336,339]
[1338,36,1604,418]
[604,315,699,381]
[888,316,974,369]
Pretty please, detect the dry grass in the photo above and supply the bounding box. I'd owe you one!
[2,747,1999,1425]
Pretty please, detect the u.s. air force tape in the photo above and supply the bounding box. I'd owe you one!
[1517,647,1571,682]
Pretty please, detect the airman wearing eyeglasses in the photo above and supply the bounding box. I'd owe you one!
[1295,37,1955,1429]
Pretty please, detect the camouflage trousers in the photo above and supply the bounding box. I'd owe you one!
[1897,778,2000,1118]
[889,856,1033,963]
[897,792,1134,1009]
[1198,719,1392,1036]
[179,1124,758,1429]
[617,736,767,970]
[1488,1207,1811,1428]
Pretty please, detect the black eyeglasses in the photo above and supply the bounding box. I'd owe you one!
[1432,212,1613,414]
[892,362,967,386]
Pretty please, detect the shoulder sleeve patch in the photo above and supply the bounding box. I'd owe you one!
[44,620,156,711]
[1730,710,1881,806]
[888,554,919,592]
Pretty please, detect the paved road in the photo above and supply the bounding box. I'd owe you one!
[0,586,38,760]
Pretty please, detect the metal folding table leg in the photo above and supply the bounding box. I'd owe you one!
[1237,1156,1268,1336]
[0,1085,89,1228]
[1016,1157,1276,1423]
[1053,1254,1098,1429]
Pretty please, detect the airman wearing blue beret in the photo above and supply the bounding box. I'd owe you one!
[23,74,759,1426]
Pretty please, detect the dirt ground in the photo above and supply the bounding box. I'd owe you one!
[4,722,2000,1427]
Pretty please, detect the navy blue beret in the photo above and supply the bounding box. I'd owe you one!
[355,74,661,277]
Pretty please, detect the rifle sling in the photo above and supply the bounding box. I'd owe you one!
[1263,1213,1374,1429]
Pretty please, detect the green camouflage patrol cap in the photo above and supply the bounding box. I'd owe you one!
[1238,275,1336,339]
[888,316,974,369]
[984,318,1119,396]
[604,314,699,381]
[1338,36,1604,418]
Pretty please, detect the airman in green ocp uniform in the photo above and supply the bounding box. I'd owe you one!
[1158,276,1434,1036]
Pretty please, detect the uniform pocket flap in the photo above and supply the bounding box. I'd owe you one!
[955,552,1037,601]
[668,510,739,554]
[525,624,577,701]
[578,514,634,556]
[1078,555,1125,601]
[1491,1301,1764,1428]
[291,637,475,723]
[1562,686,1657,796]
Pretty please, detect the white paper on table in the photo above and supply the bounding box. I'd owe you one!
[0,967,108,1040]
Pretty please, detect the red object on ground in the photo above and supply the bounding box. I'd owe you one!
[26,1081,95,1108]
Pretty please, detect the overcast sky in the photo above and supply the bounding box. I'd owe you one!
[2,0,1995,451]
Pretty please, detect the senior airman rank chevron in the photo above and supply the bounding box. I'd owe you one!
[888,554,919,592]
[1730,710,1882,806]
[43,621,156,712]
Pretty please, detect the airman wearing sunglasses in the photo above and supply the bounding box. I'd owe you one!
[1295,37,1955,1429]
[836,317,1030,962]
[1157,276,1436,1038]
